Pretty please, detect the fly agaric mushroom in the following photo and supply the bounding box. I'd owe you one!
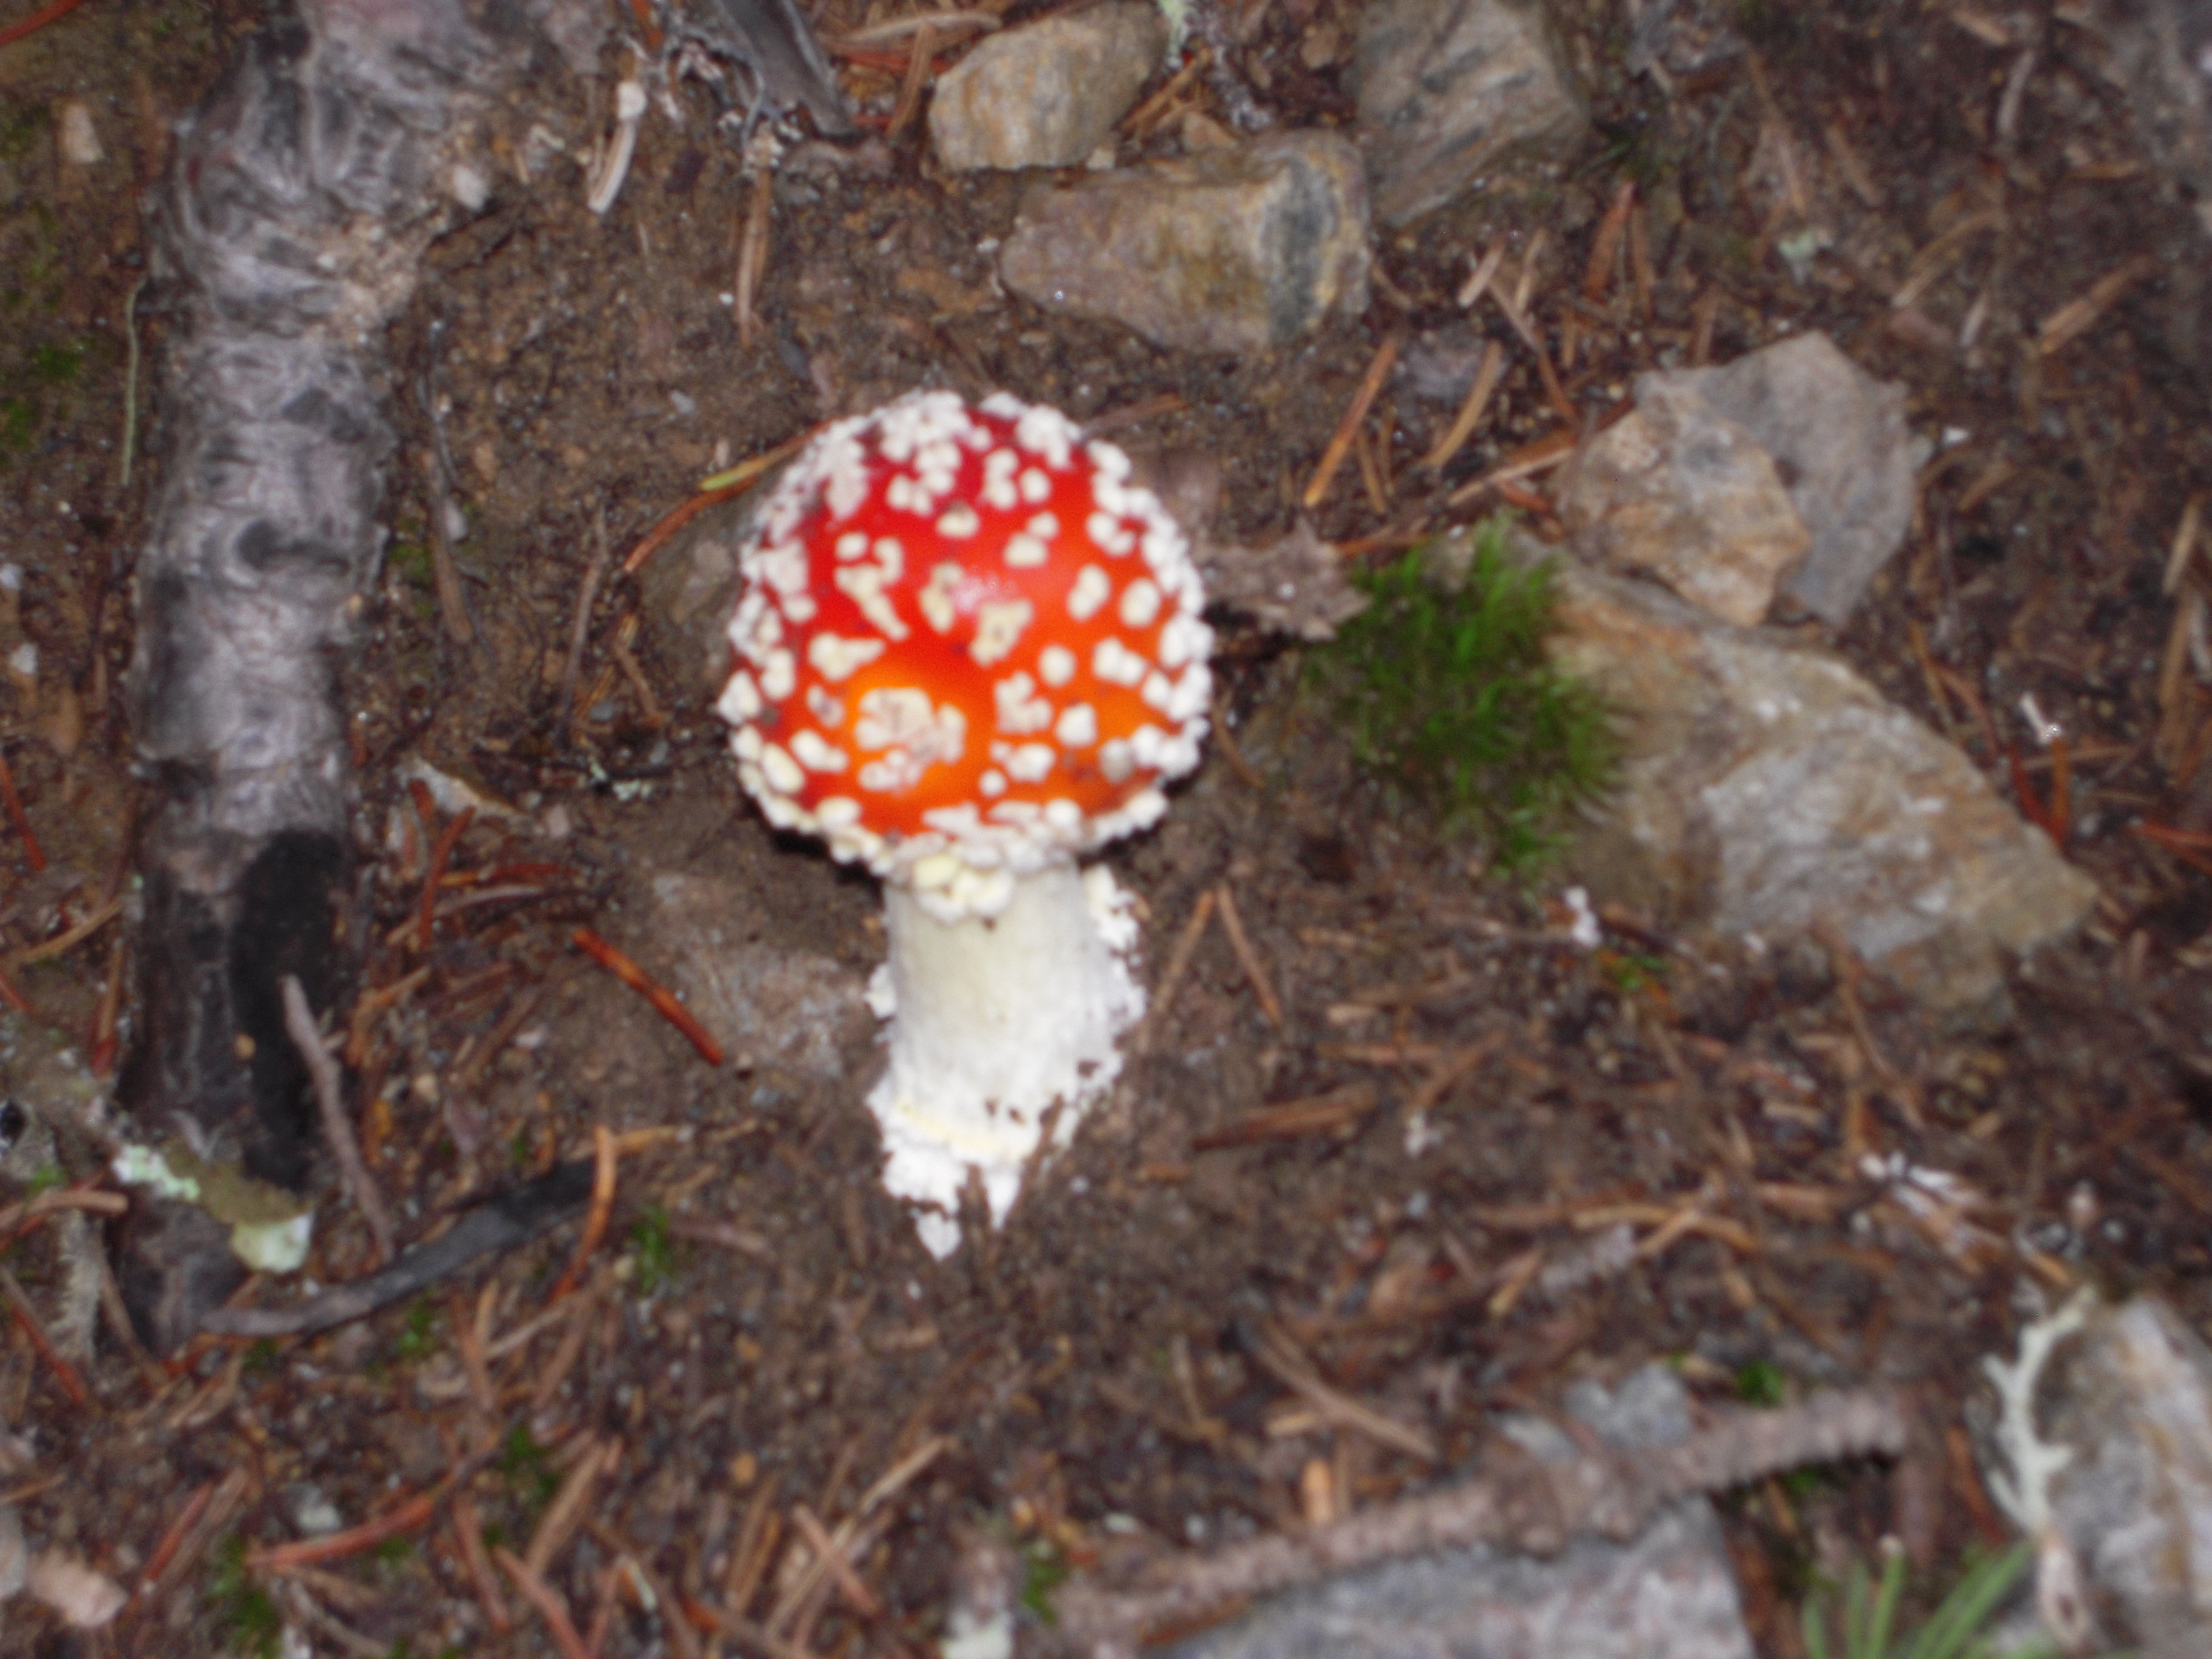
[715,390,1212,1256]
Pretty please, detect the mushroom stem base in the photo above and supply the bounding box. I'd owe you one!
[869,860,1142,1256]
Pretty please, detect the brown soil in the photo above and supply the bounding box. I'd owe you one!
[2,1,2210,1654]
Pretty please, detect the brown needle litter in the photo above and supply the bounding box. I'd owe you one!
[571,926,725,1064]
[620,427,819,577]
[549,1124,618,1302]
[282,973,395,1264]
[0,745,44,873]
[0,1263,87,1406]
[495,1547,592,1659]
[1303,332,1404,511]
[1419,338,1506,473]
[2035,252,2159,356]
[417,804,474,953]
[1212,882,1282,1025]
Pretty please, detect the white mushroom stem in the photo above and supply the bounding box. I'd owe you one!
[866,858,1143,1258]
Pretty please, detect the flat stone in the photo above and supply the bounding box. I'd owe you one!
[998,130,1371,355]
[1355,0,1589,226]
[647,872,873,1079]
[1560,376,1811,626]
[1469,531,2100,1016]
[1981,1294,2212,1658]
[928,3,1167,172]
[1669,334,1924,627]
[1164,1367,1754,1659]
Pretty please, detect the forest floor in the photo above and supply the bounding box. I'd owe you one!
[2,0,2211,1654]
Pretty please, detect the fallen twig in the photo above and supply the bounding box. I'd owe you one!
[1193,1084,1378,1151]
[0,1261,87,1406]
[1419,338,1506,474]
[1212,883,1282,1026]
[558,504,612,729]
[2036,252,2160,356]
[495,1546,592,1659]
[572,927,725,1064]
[1037,1387,1908,1658]
[5,892,122,971]
[0,0,90,52]
[449,1490,510,1632]
[281,974,395,1264]
[548,1125,617,1302]
[789,1504,882,1620]
[417,805,474,953]
[1303,333,1404,511]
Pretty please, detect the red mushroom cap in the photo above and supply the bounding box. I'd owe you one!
[716,390,1212,919]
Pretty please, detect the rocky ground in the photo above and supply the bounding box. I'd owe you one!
[2,0,2212,1654]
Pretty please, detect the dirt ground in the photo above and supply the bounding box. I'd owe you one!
[4,0,2212,1653]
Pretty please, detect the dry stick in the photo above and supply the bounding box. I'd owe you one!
[610,612,666,726]
[768,1439,948,1639]
[888,19,937,139]
[1447,429,1579,508]
[281,974,396,1264]
[0,1187,126,1236]
[585,1520,706,1659]
[495,1547,593,1659]
[417,805,474,953]
[1303,333,1403,511]
[2163,491,2206,595]
[1255,1327,1435,1461]
[130,1466,253,1621]
[558,506,612,730]
[423,451,475,647]
[1455,243,1506,309]
[549,1125,618,1302]
[1419,339,1506,473]
[720,1472,785,1632]
[789,1505,883,1620]
[714,1610,816,1659]
[1121,42,1210,136]
[2035,252,2159,356]
[1137,890,1217,1054]
[1208,694,1265,790]
[255,1487,441,1573]
[449,1490,511,1633]
[88,930,126,1076]
[828,10,997,50]
[0,1261,89,1406]
[1212,883,1282,1026]
[735,163,774,350]
[1046,1387,1908,1659]
[572,927,726,1064]
[5,892,122,970]
[0,746,44,873]
[525,1433,616,1578]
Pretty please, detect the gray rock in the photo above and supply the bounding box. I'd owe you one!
[1668,335,1925,628]
[999,131,1371,355]
[1498,534,2099,1016]
[1355,0,1589,227]
[647,873,874,1079]
[1980,1293,2212,1659]
[1164,1367,1753,1659]
[1560,377,1812,627]
[928,3,1167,172]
